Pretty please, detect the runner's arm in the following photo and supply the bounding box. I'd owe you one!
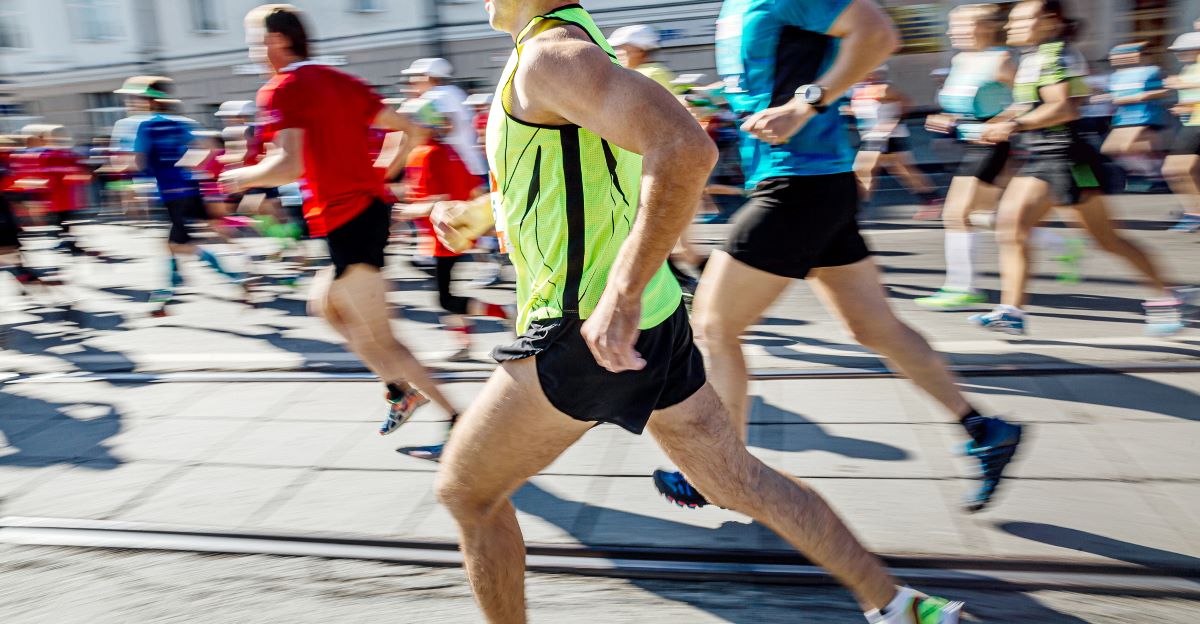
[219,128,304,192]
[817,1,900,108]
[741,0,899,145]
[523,36,716,301]
[372,107,430,179]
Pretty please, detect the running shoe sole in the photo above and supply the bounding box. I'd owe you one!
[397,444,446,462]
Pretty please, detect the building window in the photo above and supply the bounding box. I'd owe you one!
[0,1,25,49]
[349,0,384,13]
[190,0,223,33]
[68,0,124,42]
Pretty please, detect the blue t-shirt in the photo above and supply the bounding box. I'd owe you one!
[715,0,853,186]
[1109,65,1168,128]
[133,114,200,200]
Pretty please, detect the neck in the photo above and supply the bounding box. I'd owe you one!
[508,1,573,39]
[273,53,305,73]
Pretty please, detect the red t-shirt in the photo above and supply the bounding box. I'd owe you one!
[406,141,481,257]
[257,63,385,237]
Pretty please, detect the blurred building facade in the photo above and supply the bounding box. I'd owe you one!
[0,0,1196,138]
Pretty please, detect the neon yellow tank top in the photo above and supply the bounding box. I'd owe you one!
[486,5,681,334]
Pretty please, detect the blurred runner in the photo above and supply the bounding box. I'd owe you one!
[1163,31,1200,233]
[224,4,459,436]
[8,125,90,257]
[1100,42,1170,192]
[118,76,249,315]
[431,3,964,623]
[973,0,1185,337]
[401,57,488,178]
[610,24,675,90]
[393,98,512,364]
[850,65,944,218]
[681,0,1023,529]
[919,3,1016,311]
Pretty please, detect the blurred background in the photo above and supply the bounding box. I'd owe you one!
[0,0,1191,136]
[0,1,1199,623]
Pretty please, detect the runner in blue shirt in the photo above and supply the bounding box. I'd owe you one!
[120,76,247,315]
[678,0,1024,600]
[1100,42,1172,189]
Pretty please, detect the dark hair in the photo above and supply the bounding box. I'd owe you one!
[263,6,310,59]
[1037,0,1081,41]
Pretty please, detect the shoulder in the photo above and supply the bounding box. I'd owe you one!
[519,26,617,88]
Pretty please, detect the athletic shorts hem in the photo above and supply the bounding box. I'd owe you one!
[723,173,870,280]
[491,303,706,435]
[325,198,390,279]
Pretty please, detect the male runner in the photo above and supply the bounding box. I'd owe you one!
[223,4,459,435]
[665,0,1023,515]
[429,2,963,622]
[117,76,248,315]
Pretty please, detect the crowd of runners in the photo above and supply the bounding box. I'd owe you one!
[1,0,1199,622]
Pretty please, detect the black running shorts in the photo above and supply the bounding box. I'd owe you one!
[0,194,18,248]
[723,173,870,280]
[861,136,910,154]
[1018,140,1107,206]
[957,141,1011,185]
[165,194,209,245]
[1170,125,1200,157]
[493,303,706,435]
[326,198,390,279]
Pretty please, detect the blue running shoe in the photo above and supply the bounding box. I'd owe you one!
[963,417,1023,513]
[1144,298,1185,337]
[398,443,445,462]
[1170,213,1200,233]
[969,308,1026,336]
[653,469,708,508]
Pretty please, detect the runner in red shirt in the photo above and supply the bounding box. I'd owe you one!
[222,3,459,436]
[394,99,511,365]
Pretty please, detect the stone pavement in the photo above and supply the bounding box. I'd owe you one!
[1,193,1198,574]
[1,194,1198,376]
[1,372,1197,572]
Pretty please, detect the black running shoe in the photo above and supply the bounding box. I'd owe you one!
[963,417,1023,513]
[653,469,708,508]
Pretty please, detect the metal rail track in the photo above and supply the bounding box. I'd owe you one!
[1,517,1197,597]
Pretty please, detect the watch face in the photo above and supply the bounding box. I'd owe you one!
[804,85,822,104]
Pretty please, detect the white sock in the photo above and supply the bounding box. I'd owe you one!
[944,231,977,292]
[866,587,917,623]
[1030,227,1065,256]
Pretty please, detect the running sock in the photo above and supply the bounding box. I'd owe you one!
[868,587,916,622]
[197,248,240,280]
[960,408,990,444]
[386,383,408,402]
[168,257,182,288]
[944,231,977,292]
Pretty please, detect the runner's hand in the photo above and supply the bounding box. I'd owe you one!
[925,114,956,134]
[431,199,491,253]
[741,100,817,146]
[218,169,247,196]
[981,121,1017,144]
[581,290,646,373]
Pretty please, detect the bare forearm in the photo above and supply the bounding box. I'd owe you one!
[236,154,301,189]
[609,146,714,297]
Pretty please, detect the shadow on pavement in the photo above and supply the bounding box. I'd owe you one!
[997,521,1200,572]
[512,482,1087,623]
[742,334,1200,422]
[0,389,122,470]
[749,398,908,461]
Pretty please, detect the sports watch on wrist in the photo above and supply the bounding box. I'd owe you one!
[796,84,828,112]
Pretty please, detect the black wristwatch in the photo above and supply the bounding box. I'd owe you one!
[796,84,828,113]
